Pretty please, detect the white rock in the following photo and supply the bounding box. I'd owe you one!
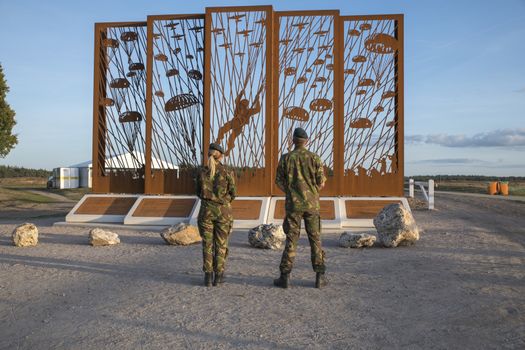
[12,223,38,247]
[339,232,376,248]
[160,223,201,246]
[89,228,120,246]
[248,224,286,250]
[373,203,419,247]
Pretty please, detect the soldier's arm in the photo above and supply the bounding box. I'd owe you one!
[228,171,236,202]
[249,98,261,115]
[316,156,326,190]
[275,156,287,192]
[195,169,202,198]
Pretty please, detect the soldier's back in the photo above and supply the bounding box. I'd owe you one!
[197,164,235,205]
[280,147,323,212]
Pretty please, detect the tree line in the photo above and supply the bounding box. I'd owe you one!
[0,165,51,178]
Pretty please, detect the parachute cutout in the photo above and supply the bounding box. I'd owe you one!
[109,78,130,110]
[119,111,143,152]
[149,17,205,168]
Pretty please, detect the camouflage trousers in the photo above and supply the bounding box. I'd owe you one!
[279,210,326,274]
[198,201,233,273]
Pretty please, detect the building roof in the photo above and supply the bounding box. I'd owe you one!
[69,152,178,169]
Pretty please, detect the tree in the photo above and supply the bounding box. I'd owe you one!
[0,63,18,157]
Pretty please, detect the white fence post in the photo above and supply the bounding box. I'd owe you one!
[428,179,434,210]
[409,178,414,198]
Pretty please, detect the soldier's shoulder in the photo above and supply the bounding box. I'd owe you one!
[221,165,235,178]
[279,152,290,163]
[198,166,208,175]
[302,148,320,160]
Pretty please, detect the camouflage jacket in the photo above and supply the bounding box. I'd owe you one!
[196,163,236,206]
[275,146,326,212]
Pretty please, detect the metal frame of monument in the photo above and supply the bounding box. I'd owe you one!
[75,6,405,227]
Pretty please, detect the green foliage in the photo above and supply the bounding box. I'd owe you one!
[0,165,51,178]
[0,63,18,157]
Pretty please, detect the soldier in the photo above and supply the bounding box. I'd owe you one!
[215,89,261,156]
[273,128,327,288]
[196,143,236,287]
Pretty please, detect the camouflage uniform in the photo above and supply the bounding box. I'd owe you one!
[276,146,326,274]
[196,163,236,274]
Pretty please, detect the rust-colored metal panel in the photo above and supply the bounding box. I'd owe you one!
[132,197,196,217]
[231,199,262,220]
[91,9,404,199]
[145,14,205,195]
[345,199,401,218]
[75,197,138,215]
[92,23,107,193]
[204,6,274,196]
[272,10,340,196]
[92,21,147,194]
[340,15,404,196]
[274,199,335,220]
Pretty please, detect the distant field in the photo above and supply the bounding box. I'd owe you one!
[1,177,524,204]
[0,177,89,203]
[434,180,525,196]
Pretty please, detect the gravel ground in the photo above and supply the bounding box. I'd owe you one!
[0,193,524,349]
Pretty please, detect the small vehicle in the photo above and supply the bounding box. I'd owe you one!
[46,176,54,189]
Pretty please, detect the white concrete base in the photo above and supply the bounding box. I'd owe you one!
[233,196,271,229]
[340,197,411,228]
[65,194,139,224]
[188,200,201,227]
[66,194,411,230]
[190,197,271,229]
[123,195,199,226]
[267,197,343,229]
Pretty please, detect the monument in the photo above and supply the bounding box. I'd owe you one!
[66,6,408,228]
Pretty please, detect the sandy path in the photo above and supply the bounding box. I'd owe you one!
[0,194,524,349]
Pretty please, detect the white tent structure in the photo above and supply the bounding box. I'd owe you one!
[68,152,178,188]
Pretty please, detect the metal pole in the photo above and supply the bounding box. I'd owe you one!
[428,179,434,210]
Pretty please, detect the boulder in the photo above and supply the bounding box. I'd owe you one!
[12,223,39,247]
[339,232,376,248]
[248,224,286,250]
[161,223,201,246]
[373,203,419,247]
[89,228,120,246]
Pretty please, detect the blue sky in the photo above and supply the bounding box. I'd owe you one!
[0,0,524,175]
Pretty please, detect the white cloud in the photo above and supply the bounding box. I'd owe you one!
[410,158,487,165]
[407,128,525,147]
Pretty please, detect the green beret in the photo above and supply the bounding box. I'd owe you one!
[209,143,224,154]
[293,127,308,139]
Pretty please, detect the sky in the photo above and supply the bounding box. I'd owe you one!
[0,0,524,176]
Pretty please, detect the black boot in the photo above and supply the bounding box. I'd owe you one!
[315,272,327,289]
[213,272,224,286]
[273,273,290,288]
[204,272,212,287]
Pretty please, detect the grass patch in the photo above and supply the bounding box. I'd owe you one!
[48,187,90,201]
[0,177,90,201]
[435,180,525,197]
[0,187,55,203]
[0,177,47,187]
[0,176,90,204]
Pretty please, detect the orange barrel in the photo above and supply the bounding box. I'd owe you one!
[487,181,498,195]
[499,181,509,196]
